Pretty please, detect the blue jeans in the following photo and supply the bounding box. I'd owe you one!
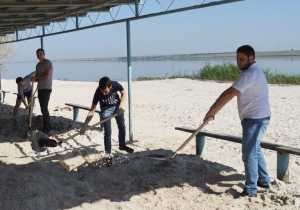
[100,105,126,154]
[241,116,270,194]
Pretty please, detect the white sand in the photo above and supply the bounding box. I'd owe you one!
[0,78,300,209]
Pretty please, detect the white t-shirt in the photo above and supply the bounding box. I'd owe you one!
[17,71,35,95]
[231,62,271,120]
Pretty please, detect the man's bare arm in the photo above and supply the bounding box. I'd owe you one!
[204,87,240,121]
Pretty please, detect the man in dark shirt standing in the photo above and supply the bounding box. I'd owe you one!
[31,48,53,134]
[80,77,134,166]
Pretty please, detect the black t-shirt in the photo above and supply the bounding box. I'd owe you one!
[92,81,124,107]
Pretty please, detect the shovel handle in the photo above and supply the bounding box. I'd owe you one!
[25,87,38,115]
[174,110,219,153]
[28,82,35,127]
[62,113,119,143]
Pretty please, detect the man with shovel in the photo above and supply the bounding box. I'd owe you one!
[80,77,134,166]
[13,71,35,117]
[203,45,271,198]
[31,48,53,135]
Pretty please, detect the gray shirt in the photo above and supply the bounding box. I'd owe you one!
[36,58,53,89]
[18,71,35,95]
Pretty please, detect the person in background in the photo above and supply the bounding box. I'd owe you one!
[203,45,271,198]
[31,48,53,135]
[13,71,35,117]
[80,76,134,167]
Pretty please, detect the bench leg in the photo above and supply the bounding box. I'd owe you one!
[32,97,37,110]
[73,107,79,121]
[2,92,6,103]
[277,152,289,182]
[196,134,205,158]
[0,91,2,103]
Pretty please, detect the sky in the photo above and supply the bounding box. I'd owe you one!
[3,0,300,62]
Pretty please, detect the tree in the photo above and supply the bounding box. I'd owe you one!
[0,36,16,91]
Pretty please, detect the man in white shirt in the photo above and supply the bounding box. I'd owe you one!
[203,45,271,198]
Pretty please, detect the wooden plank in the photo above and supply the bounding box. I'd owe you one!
[175,126,300,156]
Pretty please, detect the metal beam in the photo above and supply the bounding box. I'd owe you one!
[0,0,243,43]
[0,21,65,26]
[0,9,109,15]
[0,4,92,8]
[0,1,143,8]
[0,0,119,34]
[0,13,88,21]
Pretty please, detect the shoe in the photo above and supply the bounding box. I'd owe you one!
[119,145,134,153]
[257,181,269,188]
[105,157,113,167]
[234,190,257,199]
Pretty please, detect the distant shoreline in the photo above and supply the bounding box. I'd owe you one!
[5,50,300,63]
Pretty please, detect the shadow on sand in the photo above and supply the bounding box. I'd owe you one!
[0,103,247,209]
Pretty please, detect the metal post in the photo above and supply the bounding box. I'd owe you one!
[277,152,289,182]
[73,108,79,121]
[40,36,44,49]
[2,92,6,103]
[196,135,206,158]
[0,68,2,103]
[41,21,45,49]
[42,21,45,36]
[126,20,133,141]
[135,0,139,17]
[76,12,79,29]
[16,27,19,41]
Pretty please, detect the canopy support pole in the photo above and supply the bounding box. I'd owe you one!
[135,0,139,17]
[126,20,133,141]
[41,21,45,49]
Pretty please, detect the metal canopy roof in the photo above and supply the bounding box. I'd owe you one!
[0,0,242,43]
[0,0,138,36]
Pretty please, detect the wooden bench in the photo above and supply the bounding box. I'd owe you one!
[0,90,10,103]
[175,126,300,182]
[65,103,101,121]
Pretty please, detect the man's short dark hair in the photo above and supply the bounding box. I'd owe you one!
[237,45,255,59]
[36,48,45,53]
[99,77,112,90]
[16,77,23,84]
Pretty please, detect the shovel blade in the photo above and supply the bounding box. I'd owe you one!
[38,138,59,147]
[147,154,175,161]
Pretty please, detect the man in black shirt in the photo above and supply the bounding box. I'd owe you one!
[80,77,134,166]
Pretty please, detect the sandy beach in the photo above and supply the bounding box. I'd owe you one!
[0,78,300,210]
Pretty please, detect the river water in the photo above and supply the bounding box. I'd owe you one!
[2,57,300,82]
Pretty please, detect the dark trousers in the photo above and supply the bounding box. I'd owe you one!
[38,89,52,131]
[100,105,126,154]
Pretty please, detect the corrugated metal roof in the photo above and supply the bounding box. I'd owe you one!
[0,0,137,36]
